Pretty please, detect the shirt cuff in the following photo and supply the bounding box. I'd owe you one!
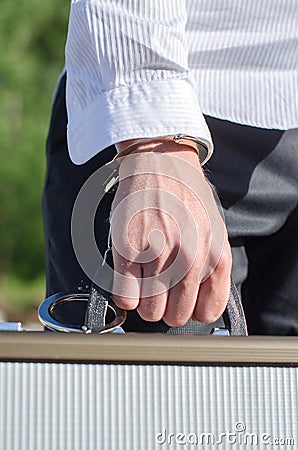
[66,76,213,165]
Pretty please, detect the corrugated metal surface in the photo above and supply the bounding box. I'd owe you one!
[0,363,297,450]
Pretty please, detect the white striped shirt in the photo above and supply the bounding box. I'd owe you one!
[65,0,298,164]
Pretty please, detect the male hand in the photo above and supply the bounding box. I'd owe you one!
[111,141,232,326]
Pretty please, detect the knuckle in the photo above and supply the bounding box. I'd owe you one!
[113,296,138,311]
[216,243,232,273]
[138,309,163,322]
[163,314,188,328]
[194,309,222,324]
[137,297,165,322]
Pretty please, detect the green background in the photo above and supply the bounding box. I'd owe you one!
[0,0,69,323]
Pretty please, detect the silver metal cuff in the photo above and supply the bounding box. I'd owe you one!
[115,134,209,165]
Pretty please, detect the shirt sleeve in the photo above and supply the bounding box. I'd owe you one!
[65,0,213,164]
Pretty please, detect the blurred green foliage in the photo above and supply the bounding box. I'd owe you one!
[0,0,69,318]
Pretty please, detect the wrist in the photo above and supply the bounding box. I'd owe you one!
[117,143,204,182]
[115,135,208,165]
[118,139,197,156]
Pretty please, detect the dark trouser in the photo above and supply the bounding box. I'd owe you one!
[43,73,298,335]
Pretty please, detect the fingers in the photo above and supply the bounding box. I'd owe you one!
[163,275,199,327]
[161,240,231,327]
[113,248,171,321]
[137,291,168,323]
[112,251,142,311]
[137,264,170,322]
[113,239,232,325]
[193,241,232,323]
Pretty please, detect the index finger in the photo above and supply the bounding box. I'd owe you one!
[112,250,142,310]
